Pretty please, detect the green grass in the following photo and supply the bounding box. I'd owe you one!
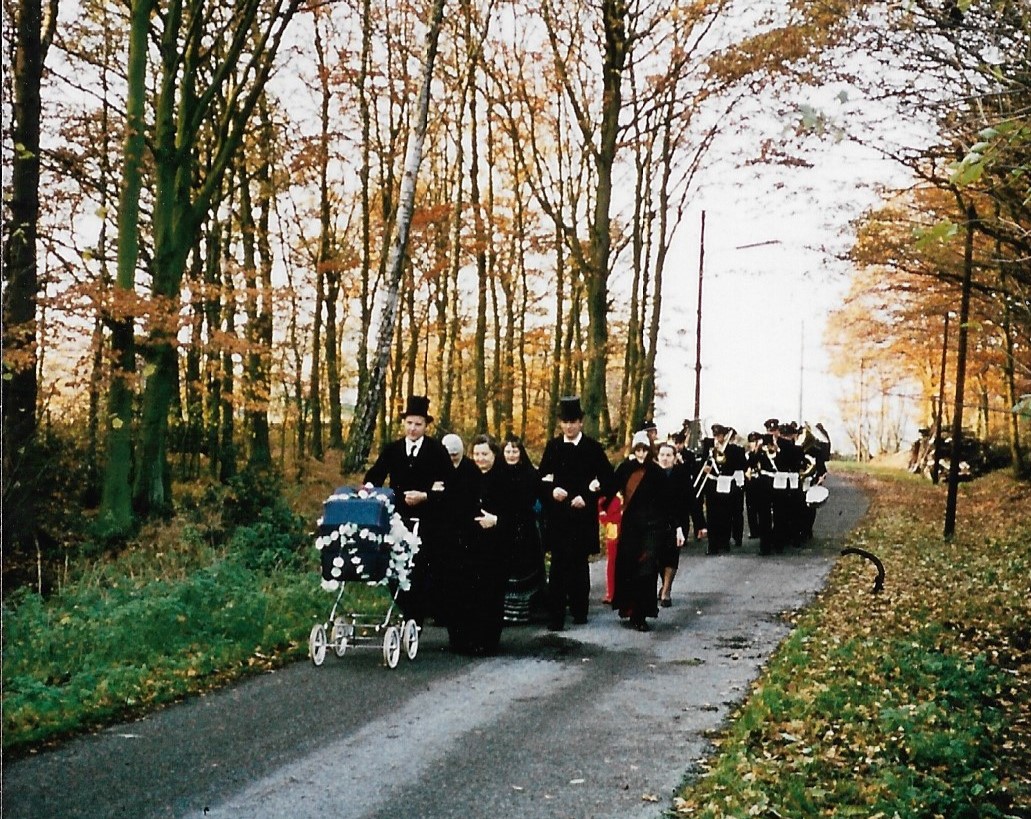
[0,467,394,755]
[671,468,1031,818]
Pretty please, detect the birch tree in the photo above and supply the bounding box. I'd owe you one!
[344,0,448,470]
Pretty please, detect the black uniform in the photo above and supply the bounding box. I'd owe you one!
[537,432,615,629]
[699,438,747,554]
[799,442,829,542]
[744,441,764,540]
[770,435,805,551]
[676,449,707,538]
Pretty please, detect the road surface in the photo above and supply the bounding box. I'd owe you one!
[3,474,867,819]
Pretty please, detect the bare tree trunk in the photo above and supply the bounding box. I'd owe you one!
[344,0,448,470]
[348,0,374,453]
[99,0,151,534]
[219,230,238,484]
[944,203,976,538]
[309,261,325,461]
[183,245,205,480]
[249,99,275,468]
[314,17,343,451]
[204,221,224,478]
[581,0,628,438]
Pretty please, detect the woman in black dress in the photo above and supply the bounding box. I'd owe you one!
[655,442,690,606]
[495,436,546,624]
[446,434,509,654]
[610,432,682,631]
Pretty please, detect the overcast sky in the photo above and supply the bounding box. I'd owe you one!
[652,98,912,449]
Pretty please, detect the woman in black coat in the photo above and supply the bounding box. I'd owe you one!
[446,434,510,655]
[496,436,546,624]
[610,433,682,631]
[655,442,690,607]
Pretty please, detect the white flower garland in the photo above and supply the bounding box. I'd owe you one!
[314,484,421,592]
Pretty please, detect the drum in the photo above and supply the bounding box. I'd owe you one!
[805,484,829,507]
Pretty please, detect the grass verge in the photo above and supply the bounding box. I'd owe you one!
[1,463,388,756]
[671,467,1030,817]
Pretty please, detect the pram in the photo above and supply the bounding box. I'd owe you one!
[308,485,421,669]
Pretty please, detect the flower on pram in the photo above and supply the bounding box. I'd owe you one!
[315,484,420,592]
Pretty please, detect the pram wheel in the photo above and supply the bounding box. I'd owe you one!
[309,623,328,666]
[402,619,420,660]
[382,626,401,668]
[332,618,352,657]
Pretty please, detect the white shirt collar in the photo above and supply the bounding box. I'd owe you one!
[407,436,423,455]
[563,432,583,445]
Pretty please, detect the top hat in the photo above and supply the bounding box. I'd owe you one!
[764,417,780,431]
[558,395,585,422]
[711,423,730,436]
[401,395,433,423]
[636,418,657,432]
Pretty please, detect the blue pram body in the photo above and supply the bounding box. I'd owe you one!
[308,486,421,669]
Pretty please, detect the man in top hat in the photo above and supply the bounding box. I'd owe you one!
[537,396,616,630]
[364,395,452,624]
[698,423,747,554]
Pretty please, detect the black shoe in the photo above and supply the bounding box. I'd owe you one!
[632,620,650,632]
[547,622,565,632]
[572,616,588,625]
[660,597,672,608]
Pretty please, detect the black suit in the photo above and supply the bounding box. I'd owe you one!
[537,433,615,628]
[364,435,451,622]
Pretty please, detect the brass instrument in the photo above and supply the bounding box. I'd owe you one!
[694,448,721,499]
[798,422,830,480]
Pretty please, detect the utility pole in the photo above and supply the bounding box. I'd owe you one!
[798,319,805,422]
[690,210,705,449]
[858,358,865,462]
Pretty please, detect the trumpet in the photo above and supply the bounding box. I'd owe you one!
[694,451,721,499]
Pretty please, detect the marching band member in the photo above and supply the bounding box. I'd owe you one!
[755,433,779,554]
[744,431,764,540]
[775,422,807,549]
[698,424,747,555]
[672,431,707,540]
[799,423,831,542]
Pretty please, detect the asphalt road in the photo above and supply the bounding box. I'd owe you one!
[3,474,867,819]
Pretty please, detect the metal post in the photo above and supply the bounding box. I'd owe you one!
[693,210,705,426]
